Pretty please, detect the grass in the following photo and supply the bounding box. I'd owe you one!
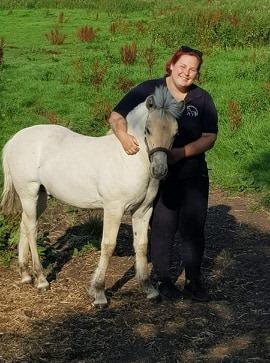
[0,1,270,264]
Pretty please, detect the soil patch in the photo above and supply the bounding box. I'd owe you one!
[0,188,269,362]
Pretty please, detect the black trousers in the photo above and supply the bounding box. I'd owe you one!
[150,175,209,283]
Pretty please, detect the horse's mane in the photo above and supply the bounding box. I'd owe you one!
[152,86,184,119]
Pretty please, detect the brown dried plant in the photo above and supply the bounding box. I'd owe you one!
[143,46,156,77]
[47,111,58,124]
[76,26,96,42]
[45,28,66,45]
[135,20,146,33]
[116,75,135,93]
[0,37,4,66]
[72,59,85,83]
[58,11,64,24]
[90,61,107,87]
[94,100,112,123]
[109,20,129,34]
[121,42,137,65]
[228,100,242,132]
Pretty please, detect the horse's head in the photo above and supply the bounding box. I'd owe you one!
[145,86,185,180]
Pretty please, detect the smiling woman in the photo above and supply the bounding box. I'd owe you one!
[109,45,218,302]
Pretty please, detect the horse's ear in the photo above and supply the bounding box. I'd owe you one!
[146,95,155,110]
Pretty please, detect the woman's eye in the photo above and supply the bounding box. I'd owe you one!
[145,127,151,134]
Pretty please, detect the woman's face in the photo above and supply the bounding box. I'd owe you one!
[170,54,200,89]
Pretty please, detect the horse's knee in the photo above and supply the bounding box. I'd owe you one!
[101,241,116,257]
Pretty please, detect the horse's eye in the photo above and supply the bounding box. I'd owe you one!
[145,127,151,135]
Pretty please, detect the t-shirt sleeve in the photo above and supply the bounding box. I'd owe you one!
[113,80,158,118]
[201,93,218,134]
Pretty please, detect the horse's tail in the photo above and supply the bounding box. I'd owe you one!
[1,142,21,216]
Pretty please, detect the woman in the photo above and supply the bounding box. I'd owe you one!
[109,45,218,302]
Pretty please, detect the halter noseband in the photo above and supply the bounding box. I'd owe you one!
[145,137,170,161]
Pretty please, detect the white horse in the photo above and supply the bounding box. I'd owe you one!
[1,86,184,306]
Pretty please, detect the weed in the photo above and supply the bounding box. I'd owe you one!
[143,46,156,77]
[76,26,96,42]
[135,20,146,33]
[109,20,129,34]
[90,60,107,87]
[0,37,4,67]
[35,106,64,125]
[72,58,85,83]
[116,75,135,93]
[58,11,64,23]
[228,100,242,132]
[91,98,112,124]
[45,28,66,45]
[121,42,137,65]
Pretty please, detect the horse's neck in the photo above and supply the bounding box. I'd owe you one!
[126,102,148,140]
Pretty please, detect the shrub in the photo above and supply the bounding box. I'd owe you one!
[45,28,66,45]
[121,42,137,65]
[76,26,96,42]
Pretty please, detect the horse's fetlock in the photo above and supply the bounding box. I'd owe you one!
[93,280,105,291]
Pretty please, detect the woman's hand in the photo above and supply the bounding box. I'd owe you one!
[168,148,185,164]
[108,111,140,155]
[118,131,140,155]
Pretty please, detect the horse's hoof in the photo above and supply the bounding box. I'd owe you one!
[92,301,108,309]
[148,294,162,303]
[37,279,50,290]
[92,295,108,308]
[146,288,160,300]
[21,274,32,284]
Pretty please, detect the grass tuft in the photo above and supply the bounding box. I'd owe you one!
[76,26,96,42]
[121,42,137,65]
[45,28,66,45]
[116,75,135,93]
[228,100,242,132]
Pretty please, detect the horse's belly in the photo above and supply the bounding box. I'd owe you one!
[39,167,103,209]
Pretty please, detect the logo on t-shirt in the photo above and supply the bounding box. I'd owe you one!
[186,105,198,117]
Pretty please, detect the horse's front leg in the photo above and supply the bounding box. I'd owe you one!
[132,207,159,300]
[89,205,124,307]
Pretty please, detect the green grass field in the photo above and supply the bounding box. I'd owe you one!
[0,0,270,259]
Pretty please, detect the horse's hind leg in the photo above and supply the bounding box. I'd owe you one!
[19,185,49,290]
[132,208,159,300]
[90,205,124,307]
[18,219,32,284]
[19,185,48,286]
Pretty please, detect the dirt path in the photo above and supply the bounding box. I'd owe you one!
[0,188,269,363]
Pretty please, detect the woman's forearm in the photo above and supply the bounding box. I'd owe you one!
[169,133,217,163]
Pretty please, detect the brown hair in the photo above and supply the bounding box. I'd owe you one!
[165,50,203,79]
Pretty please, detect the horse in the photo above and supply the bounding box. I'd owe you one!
[1,86,184,307]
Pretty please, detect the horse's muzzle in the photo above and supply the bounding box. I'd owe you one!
[150,151,168,180]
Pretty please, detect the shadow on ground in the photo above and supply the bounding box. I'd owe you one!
[1,203,269,362]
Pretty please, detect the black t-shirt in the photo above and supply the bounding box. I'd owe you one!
[113,78,218,180]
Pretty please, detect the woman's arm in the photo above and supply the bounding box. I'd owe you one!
[168,133,217,164]
[108,111,140,155]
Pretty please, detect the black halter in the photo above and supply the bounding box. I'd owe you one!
[144,137,170,161]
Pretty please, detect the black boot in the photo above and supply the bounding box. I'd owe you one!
[183,278,210,302]
[158,279,182,300]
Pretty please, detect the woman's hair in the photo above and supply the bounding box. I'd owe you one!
[165,49,203,79]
